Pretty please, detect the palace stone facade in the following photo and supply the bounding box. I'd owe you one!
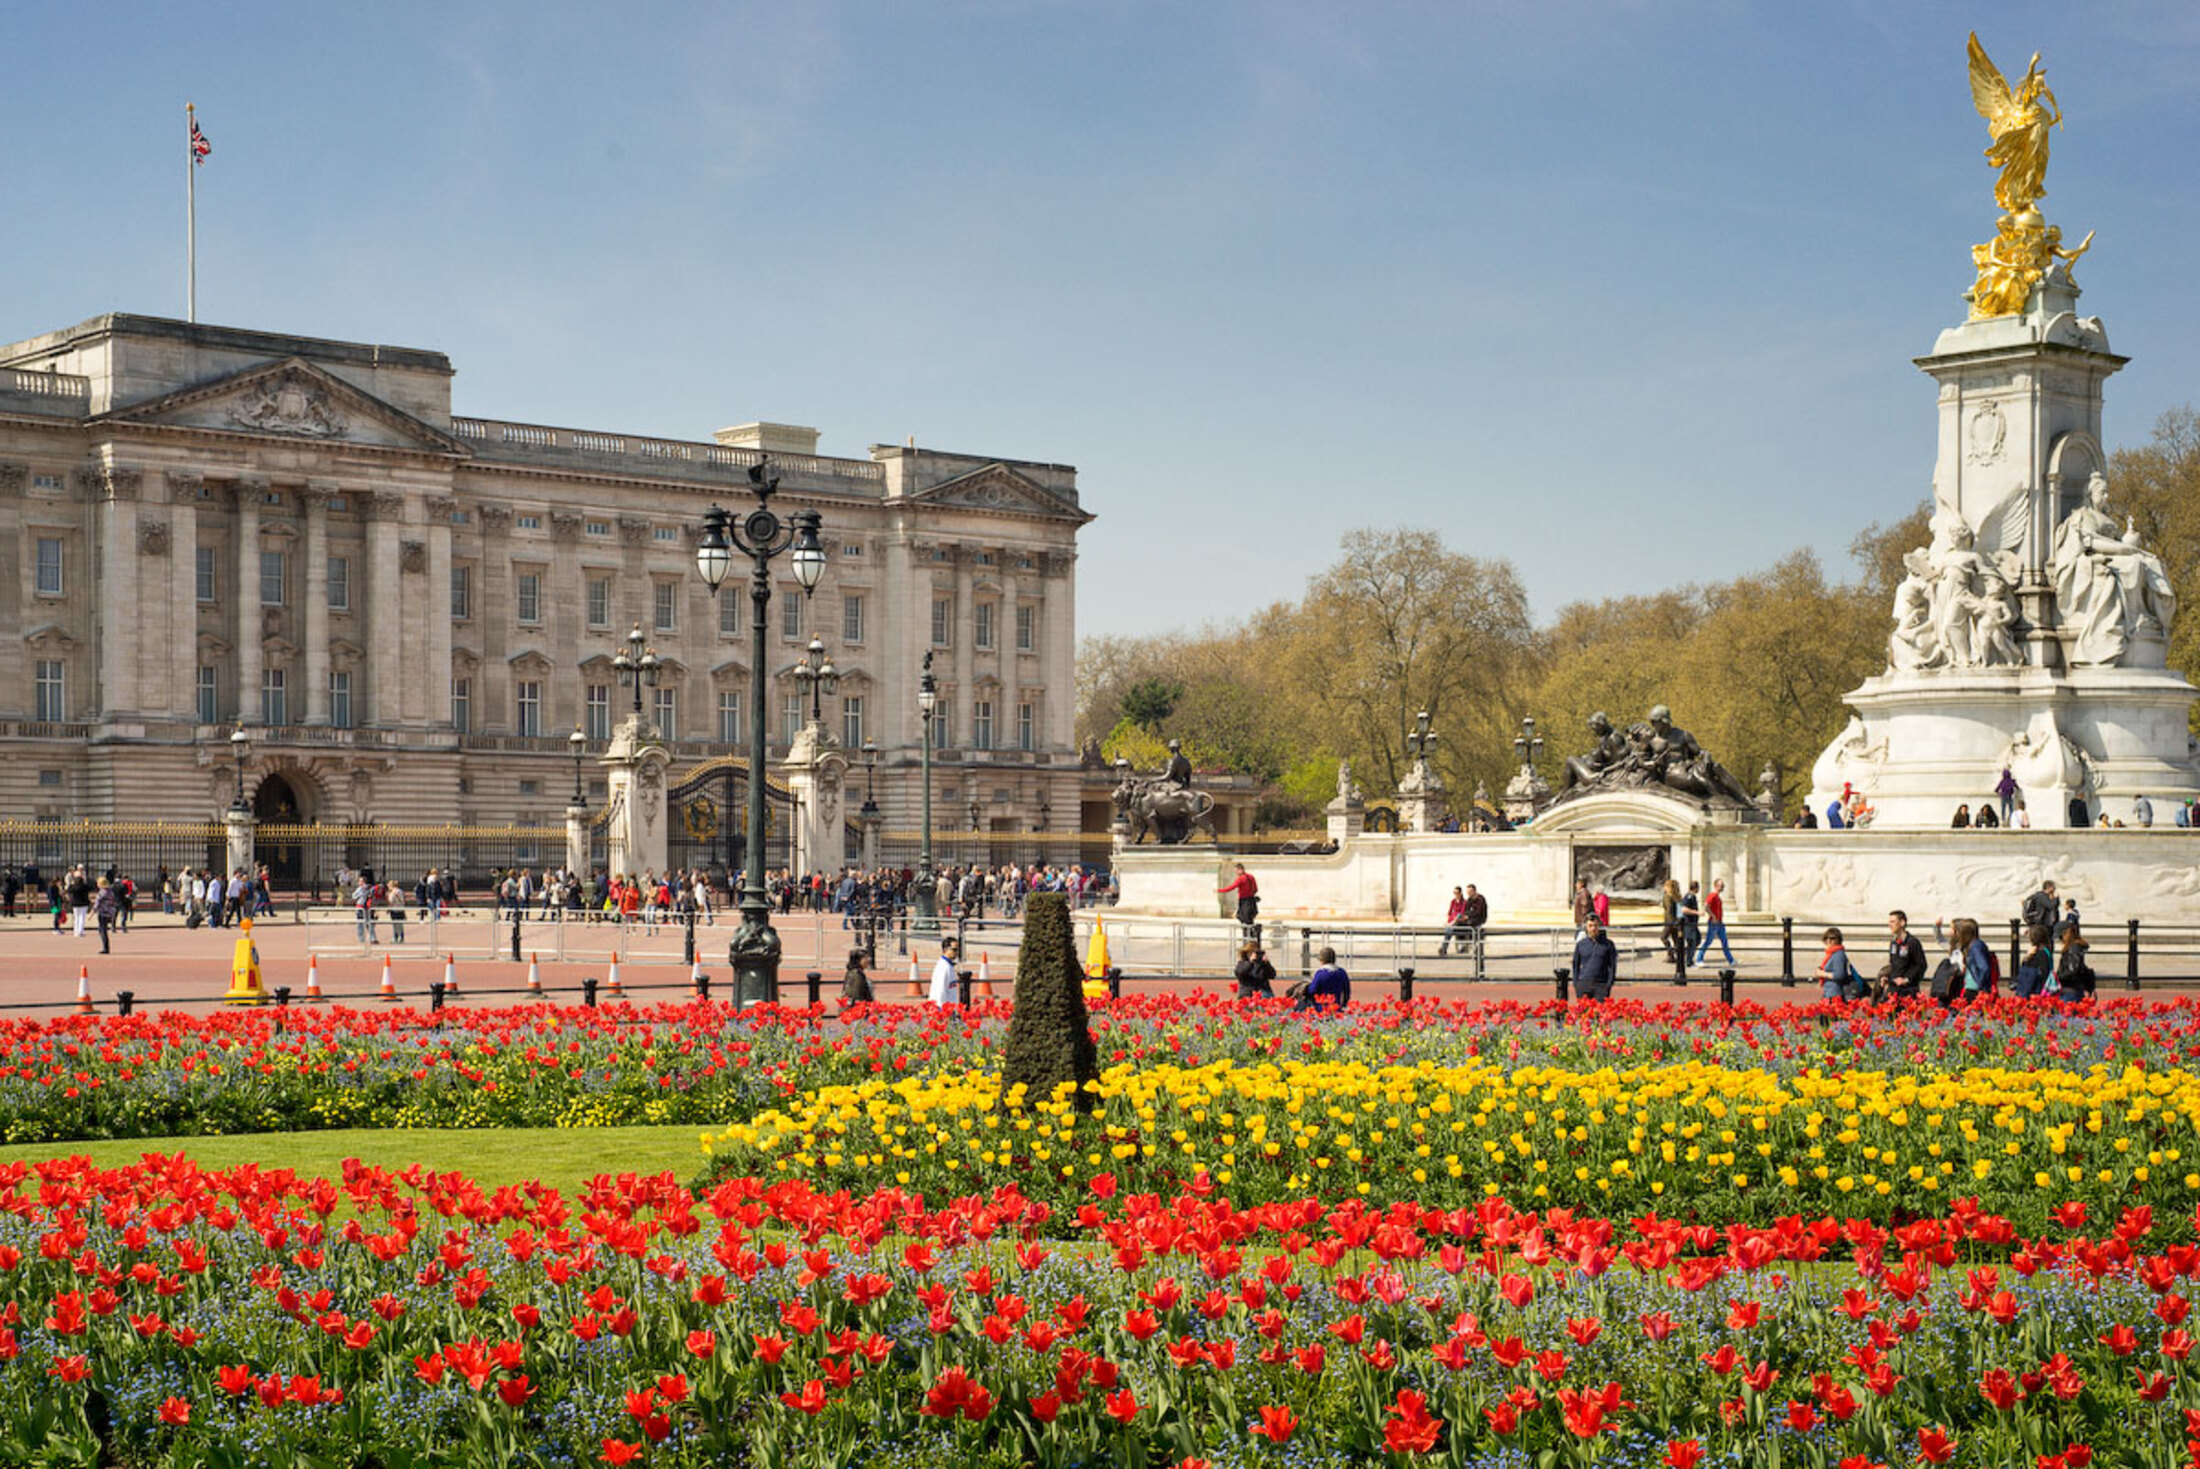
[0,314,1089,855]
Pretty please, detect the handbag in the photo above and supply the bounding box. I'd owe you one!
[1928,957,1960,1001]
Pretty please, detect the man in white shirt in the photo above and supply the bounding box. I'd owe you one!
[927,938,962,1006]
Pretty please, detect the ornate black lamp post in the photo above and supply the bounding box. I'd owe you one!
[1036,793,1050,864]
[229,726,251,810]
[791,635,838,728]
[860,738,879,814]
[913,653,938,932]
[567,725,587,807]
[1512,715,1544,779]
[695,458,826,1005]
[611,624,660,719]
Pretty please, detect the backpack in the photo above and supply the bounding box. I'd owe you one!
[1981,948,2001,995]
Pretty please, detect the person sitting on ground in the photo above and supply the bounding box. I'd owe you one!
[1233,942,1276,999]
[2055,923,2096,1001]
[1951,803,1972,829]
[2013,924,2055,998]
[1814,927,1860,1003]
[1572,915,1618,1002]
[1974,799,2000,829]
[840,949,873,1007]
[1297,946,1350,1013]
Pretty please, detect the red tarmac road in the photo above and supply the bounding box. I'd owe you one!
[0,908,1907,1016]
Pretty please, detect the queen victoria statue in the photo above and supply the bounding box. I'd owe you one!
[2052,472,2176,668]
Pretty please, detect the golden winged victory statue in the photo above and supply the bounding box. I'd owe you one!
[1964,32,2090,319]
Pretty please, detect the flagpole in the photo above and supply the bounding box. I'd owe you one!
[185,102,197,323]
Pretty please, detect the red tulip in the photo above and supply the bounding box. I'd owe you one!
[157,1397,190,1426]
[1251,1405,1298,1443]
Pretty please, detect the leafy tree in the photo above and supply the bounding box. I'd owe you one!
[1119,678,1184,733]
[999,894,1098,1116]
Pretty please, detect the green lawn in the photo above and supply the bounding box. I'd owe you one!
[0,1125,709,1201]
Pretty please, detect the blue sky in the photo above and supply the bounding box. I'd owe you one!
[7,1,2197,635]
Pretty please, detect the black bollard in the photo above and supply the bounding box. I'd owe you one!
[1398,966,1416,1004]
[806,971,823,1008]
[581,977,598,1008]
[429,981,445,1013]
[1718,968,1736,1006]
[695,973,711,1004]
[115,990,133,1018]
[684,915,696,966]
[1106,965,1122,1000]
[1780,918,1795,985]
[1299,928,1312,977]
[2008,919,2022,982]
[2128,918,2142,992]
[511,914,522,964]
[958,968,974,1006]
[275,985,292,1008]
[1553,967,1571,1002]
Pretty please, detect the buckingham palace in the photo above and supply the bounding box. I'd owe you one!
[0,312,1090,873]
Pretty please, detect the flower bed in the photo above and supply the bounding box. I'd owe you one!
[2,995,2196,1146]
[0,1155,2189,1467]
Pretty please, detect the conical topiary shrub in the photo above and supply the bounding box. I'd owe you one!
[999,892,1099,1116]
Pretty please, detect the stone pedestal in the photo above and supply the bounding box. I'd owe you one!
[224,807,256,877]
[566,804,591,877]
[600,715,671,879]
[859,804,881,871]
[781,724,847,877]
[1501,767,1551,827]
[1396,764,1449,833]
[1325,794,1365,845]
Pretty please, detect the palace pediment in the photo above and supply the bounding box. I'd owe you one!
[98,358,468,456]
[910,463,1089,521]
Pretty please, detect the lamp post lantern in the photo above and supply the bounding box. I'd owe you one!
[229,726,251,811]
[612,624,661,720]
[568,726,587,807]
[859,738,878,815]
[913,652,938,931]
[695,457,826,1004]
[792,635,839,728]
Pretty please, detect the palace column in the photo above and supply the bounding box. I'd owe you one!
[425,496,455,729]
[166,473,202,721]
[950,546,973,745]
[233,479,265,724]
[364,492,404,726]
[85,466,142,719]
[1044,551,1076,750]
[302,482,332,724]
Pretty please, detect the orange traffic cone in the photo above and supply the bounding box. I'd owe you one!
[304,954,325,1005]
[904,950,923,999]
[441,953,458,997]
[526,953,544,1000]
[377,954,398,1003]
[74,964,95,1016]
[690,956,705,999]
[976,950,995,1000]
[605,960,624,1000]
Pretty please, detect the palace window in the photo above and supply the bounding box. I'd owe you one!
[781,693,803,744]
[841,695,865,750]
[1018,700,1035,752]
[35,537,63,597]
[653,581,677,633]
[327,555,350,611]
[842,594,864,644]
[450,677,471,733]
[780,589,802,640]
[930,693,952,748]
[931,597,951,648]
[1016,603,1035,651]
[972,699,994,750]
[450,565,472,620]
[717,690,742,744]
[653,687,677,736]
[261,668,287,726]
[974,602,996,651]
[515,680,542,737]
[196,666,218,725]
[719,592,740,636]
[653,526,678,543]
[260,550,287,607]
[585,685,610,741]
[329,671,353,729]
[516,514,542,530]
[196,546,216,604]
[34,661,64,721]
[516,572,541,625]
[587,577,610,630]
[585,520,611,538]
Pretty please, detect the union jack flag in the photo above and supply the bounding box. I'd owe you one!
[190,117,210,163]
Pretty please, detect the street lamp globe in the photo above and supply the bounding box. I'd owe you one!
[790,512,826,592]
[695,506,733,591]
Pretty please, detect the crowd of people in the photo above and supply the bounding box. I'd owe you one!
[1806,882,2096,1004]
[0,862,281,952]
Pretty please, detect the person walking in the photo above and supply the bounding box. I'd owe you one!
[353,877,378,945]
[1572,915,1618,1001]
[1994,766,2019,825]
[1680,881,1703,961]
[1570,879,1592,936]
[1694,878,1736,968]
[927,937,962,1007]
[2135,793,2156,828]
[1461,884,1490,978]
[2021,881,2058,937]
[1659,879,1687,979]
[2055,922,2096,1000]
[93,877,118,955]
[386,880,406,944]
[1217,863,1260,942]
[2013,925,2055,998]
[1590,885,1611,929]
[1814,927,1859,1002]
[66,867,92,939]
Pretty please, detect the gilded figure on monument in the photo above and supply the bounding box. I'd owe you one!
[1967,33,2060,214]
